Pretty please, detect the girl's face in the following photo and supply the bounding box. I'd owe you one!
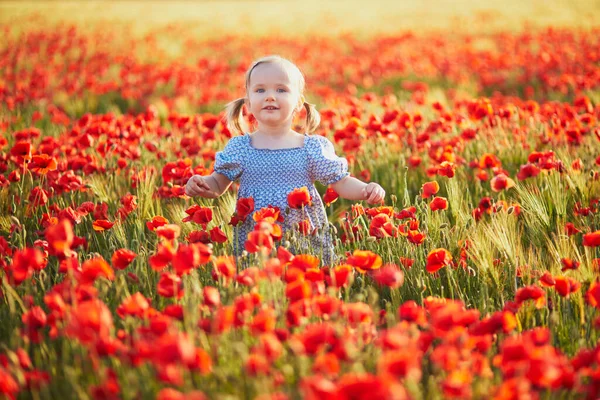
[246,62,303,130]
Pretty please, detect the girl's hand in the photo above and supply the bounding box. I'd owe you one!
[185,175,218,198]
[362,182,385,204]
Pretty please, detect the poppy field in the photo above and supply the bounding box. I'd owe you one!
[1,4,600,400]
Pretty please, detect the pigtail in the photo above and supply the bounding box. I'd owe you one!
[224,98,247,135]
[303,101,321,133]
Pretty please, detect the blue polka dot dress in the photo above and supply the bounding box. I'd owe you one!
[213,133,349,266]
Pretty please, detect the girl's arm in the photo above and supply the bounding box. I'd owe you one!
[185,172,233,199]
[331,176,385,204]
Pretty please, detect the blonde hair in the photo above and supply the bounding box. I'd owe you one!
[225,55,321,135]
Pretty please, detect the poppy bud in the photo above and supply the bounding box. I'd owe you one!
[507,206,515,214]
[283,240,291,248]
[390,194,397,203]
[10,216,20,226]
[367,236,377,243]
[328,223,338,235]
[439,223,448,229]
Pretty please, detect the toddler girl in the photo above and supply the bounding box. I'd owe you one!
[185,55,385,265]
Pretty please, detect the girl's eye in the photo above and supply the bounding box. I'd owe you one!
[277,88,287,93]
[256,89,265,93]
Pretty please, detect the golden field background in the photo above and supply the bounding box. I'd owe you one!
[0,0,598,36]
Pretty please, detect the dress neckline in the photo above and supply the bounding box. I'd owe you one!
[245,133,308,151]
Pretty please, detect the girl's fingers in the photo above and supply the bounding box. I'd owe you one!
[369,192,377,203]
[198,179,211,191]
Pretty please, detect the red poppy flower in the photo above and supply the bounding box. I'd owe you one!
[586,281,600,308]
[155,224,181,241]
[426,248,452,273]
[408,155,422,168]
[45,218,74,257]
[583,231,600,247]
[157,272,183,298]
[10,141,32,162]
[213,256,236,278]
[182,205,213,228]
[407,230,426,245]
[369,214,398,239]
[395,206,417,220]
[149,242,176,271]
[564,223,581,236]
[517,163,541,180]
[21,306,47,343]
[300,376,338,399]
[253,206,283,223]
[469,311,517,336]
[429,196,448,211]
[538,271,555,287]
[290,254,320,271]
[421,181,439,199]
[287,187,312,209]
[371,264,404,289]
[29,154,57,174]
[347,250,382,273]
[188,230,211,244]
[80,257,114,284]
[323,187,339,206]
[560,258,580,272]
[250,308,276,334]
[336,373,395,400]
[245,230,274,253]
[437,161,455,178]
[146,216,169,231]
[297,220,312,235]
[92,219,115,232]
[116,292,150,318]
[399,257,414,269]
[479,153,501,169]
[209,226,228,243]
[29,186,49,207]
[65,299,113,345]
[111,249,137,270]
[491,174,515,192]
[285,279,312,302]
[514,285,545,308]
[330,264,353,288]
[554,276,581,297]
[203,286,221,307]
[277,246,294,264]
[172,243,211,276]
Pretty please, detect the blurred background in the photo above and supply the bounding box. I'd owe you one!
[1,0,598,116]
[0,0,597,37]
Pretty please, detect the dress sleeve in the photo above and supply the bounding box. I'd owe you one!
[307,135,350,185]
[213,136,245,181]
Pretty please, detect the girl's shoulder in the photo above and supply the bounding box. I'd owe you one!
[223,134,249,150]
[304,134,336,153]
[304,133,331,147]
